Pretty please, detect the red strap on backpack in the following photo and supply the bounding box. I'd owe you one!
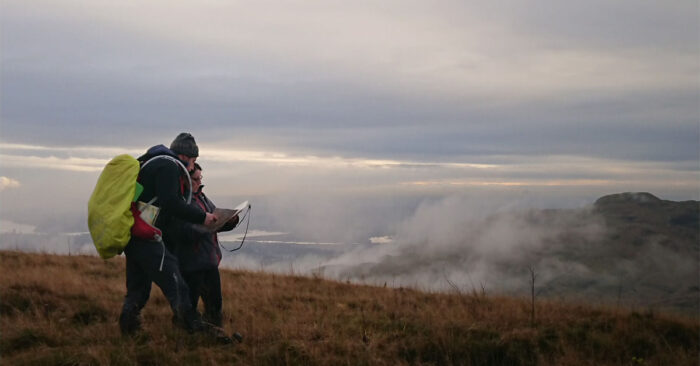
[130,202,162,240]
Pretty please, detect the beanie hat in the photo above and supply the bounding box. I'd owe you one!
[170,132,199,157]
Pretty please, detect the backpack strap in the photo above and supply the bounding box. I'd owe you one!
[141,155,193,204]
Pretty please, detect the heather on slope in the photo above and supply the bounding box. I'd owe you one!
[1,251,697,365]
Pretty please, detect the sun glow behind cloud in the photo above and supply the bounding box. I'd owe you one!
[203,147,498,170]
[0,142,498,172]
[0,154,108,172]
[0,176,21,191]
[0,142,696,199]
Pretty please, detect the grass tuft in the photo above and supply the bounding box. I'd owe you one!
[1,328,57,355]
[71,303,109,326]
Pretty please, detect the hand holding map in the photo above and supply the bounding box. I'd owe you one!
[193,201,249,233]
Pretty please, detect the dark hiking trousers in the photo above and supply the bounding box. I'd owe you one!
[119,239,197,334]
[182,268,223,327]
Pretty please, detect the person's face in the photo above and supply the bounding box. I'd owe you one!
[191,169,203,192]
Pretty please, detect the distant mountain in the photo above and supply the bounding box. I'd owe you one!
[319,192,699,313]
[593,192,698,253]
[528,192,698,311]
[575,192,699,311]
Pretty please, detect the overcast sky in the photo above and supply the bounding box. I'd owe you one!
[0,1,698,240]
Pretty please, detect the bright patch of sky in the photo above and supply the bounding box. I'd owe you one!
[0,176,21,191]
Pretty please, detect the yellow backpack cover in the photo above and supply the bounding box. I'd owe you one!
[88,154,141,259]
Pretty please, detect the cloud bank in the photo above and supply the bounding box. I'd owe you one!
[2,0,697,164]
[221,193,698,310]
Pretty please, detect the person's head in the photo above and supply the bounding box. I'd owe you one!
[170,132,199,171]
[190,162,203,193]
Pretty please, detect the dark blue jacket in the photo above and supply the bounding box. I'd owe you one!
[136,145,205,251]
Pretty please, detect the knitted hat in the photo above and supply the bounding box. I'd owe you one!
[170,132,199,157]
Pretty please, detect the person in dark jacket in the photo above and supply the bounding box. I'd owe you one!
[119,133,218,335]
[174,163,238,327]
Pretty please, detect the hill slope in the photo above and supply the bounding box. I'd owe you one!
[1,251,698,365]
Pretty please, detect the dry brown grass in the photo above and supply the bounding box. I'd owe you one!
[1,250,698,365]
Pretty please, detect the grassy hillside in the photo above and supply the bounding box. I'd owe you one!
[1,251,698,365]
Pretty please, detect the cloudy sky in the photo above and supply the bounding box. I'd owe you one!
[1,1,698,242]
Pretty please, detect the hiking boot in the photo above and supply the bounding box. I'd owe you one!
[202,311,223,328]
[216,333,233,345]
[119,311,143,336]
[232,332,243,343]
[172,309,204,334]
[195,320,232,344]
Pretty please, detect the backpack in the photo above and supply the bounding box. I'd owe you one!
[88,152,192,259]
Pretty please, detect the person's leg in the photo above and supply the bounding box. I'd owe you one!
[201,269,223,327]
[119,242,152,335]
[184,269,232,343]
[199,268,242,343]
[181,270,205,316]
[127,240,199,332]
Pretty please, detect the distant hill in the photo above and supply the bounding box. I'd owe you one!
[0,251,698,365]
[508,192,698,311]
[317,192,699,314]
[582,192,699,310]
[593,192,698,252]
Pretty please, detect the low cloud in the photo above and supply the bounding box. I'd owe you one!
[0,219,34,234]
[318,194,608,292]
[219,192,697,310]
[0,176,21,191]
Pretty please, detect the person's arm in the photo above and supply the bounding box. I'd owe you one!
[202,193,238,232]
[153,163,206,224]
[182,221,210,240]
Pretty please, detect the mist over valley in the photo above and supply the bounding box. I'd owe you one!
[3,191,696,314]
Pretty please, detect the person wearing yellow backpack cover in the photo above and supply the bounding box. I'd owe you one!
[119,133,220,338]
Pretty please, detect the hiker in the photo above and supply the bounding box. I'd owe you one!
[119,133,218,335]
[172,163,238,328]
